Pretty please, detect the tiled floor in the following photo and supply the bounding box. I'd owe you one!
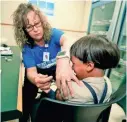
[109,103,126,122]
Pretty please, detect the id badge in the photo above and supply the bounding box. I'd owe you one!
[43,52,50,61]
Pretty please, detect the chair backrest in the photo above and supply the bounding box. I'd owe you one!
[34,82,126,122]
[112,75,126,113]
[35,98,111,122]
[109,81,126,103]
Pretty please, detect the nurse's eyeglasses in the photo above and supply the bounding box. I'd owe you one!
[25,21,42,32]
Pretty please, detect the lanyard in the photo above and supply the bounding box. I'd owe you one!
[43,43,50,62]
[44,43,49,52]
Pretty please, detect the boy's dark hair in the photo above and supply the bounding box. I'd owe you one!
[70,35,120,69]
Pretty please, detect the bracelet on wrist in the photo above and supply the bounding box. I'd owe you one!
[56,51,70,59]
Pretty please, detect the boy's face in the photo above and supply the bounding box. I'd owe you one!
[71,56,87,80]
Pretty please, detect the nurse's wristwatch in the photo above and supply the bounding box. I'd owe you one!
[56,51,70,59]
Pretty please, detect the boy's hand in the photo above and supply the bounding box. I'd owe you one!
[56,89,64,101]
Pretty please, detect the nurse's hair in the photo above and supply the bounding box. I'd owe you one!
[12,3,51,48]
[70,35,120,69]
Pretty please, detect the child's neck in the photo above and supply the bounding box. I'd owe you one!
[84,68,104,78]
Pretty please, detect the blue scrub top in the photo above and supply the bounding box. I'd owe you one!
[22,28,64,69]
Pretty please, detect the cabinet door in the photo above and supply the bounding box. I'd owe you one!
[89,1,116,36]
[109,16,126,92]
[88,1,122,40]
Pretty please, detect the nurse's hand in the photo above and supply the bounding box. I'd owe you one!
[56,58,80,98]
[34,74,53,92]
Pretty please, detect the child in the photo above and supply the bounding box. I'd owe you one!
[56,35,120,104]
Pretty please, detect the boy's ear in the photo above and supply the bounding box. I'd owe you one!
[86,62,94,72]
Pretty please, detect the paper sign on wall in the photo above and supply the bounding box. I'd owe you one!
[39,1,54,16]
[28,0,54,16]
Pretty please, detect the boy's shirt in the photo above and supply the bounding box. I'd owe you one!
[60,76,112,104]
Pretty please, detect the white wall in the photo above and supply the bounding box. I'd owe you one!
[1,0,91,46]
[1,0,27,24]
[49,1,85,31]
[82,0,92,32]
[0,1,27,45]
[1,0,86,30]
